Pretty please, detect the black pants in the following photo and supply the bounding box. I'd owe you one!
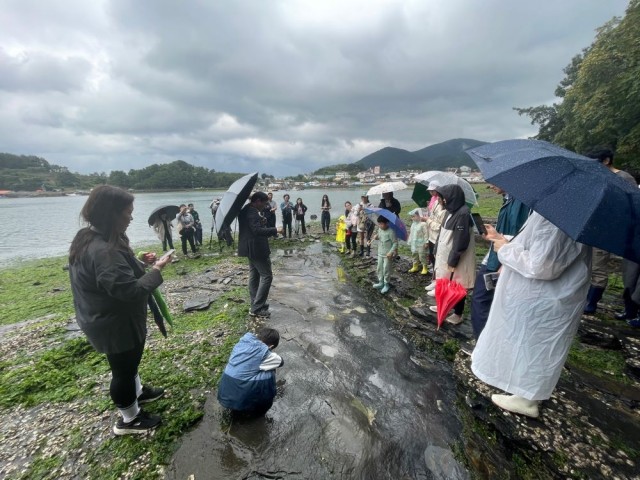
[194,224,203,245]
[162,232,174,251]
[453,297,466,316]
[321,211,330,232]
[180,229,196,254]
[428,241,436,267]
[282,214,292,238]
[470,265,495,339]
[106,342,145,408]
[346,231,356,251]
[267,214,276,229]
[623,289,640,319]
[295,216,306,235]
[248,256,273,314]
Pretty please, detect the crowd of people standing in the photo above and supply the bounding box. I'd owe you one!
[68,149,638,433]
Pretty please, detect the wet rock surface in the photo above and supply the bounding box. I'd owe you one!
[341,246,640,479]
[3,241,640,479]
[167,242,470,479]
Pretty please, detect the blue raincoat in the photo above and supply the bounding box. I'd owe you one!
[217,333,283,412]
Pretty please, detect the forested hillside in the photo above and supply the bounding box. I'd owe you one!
[515,0,640,176]
[0,153,243,191]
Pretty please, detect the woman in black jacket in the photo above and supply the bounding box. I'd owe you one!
[378,192,401,215]
[294,197,308,235]
[320,194,331,233]
[69,186,172,435]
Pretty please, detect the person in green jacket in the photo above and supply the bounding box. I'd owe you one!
[371,216,398,294]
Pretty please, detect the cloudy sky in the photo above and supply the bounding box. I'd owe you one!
[0,0,630,176]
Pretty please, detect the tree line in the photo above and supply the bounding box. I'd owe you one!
[0,153,244,191]
[515,0,640,176]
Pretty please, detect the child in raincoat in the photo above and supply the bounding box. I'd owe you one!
[335,215,347,253]
[407,208,429,275]
[217,328,284,416]
[371,216,398,295]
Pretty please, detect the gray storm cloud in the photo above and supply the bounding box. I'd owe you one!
[0,0,630,175]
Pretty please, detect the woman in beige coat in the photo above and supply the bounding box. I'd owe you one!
[428,184,476,325]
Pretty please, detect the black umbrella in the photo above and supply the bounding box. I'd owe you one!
[466,139,640,262]
[148,205,180,227]
[215,172,259,236]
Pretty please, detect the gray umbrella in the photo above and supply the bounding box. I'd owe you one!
[215,172,259,236]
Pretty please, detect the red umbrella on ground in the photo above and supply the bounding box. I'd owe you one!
[435,273,467,329]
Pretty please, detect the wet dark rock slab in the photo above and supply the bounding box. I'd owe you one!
[183,294,221,311]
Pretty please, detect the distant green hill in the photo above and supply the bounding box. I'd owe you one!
[354,147,423,170]
[411,138,488,170]
[314,138,488,175]
[0,153,243,191]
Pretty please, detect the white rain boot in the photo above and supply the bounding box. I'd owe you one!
[427,289,436,297]
[491,394,540,418]
[429,305,438,313]
[425,281,436,292]
[446,313,463,325]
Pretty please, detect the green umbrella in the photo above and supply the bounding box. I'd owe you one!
[411,182,432,208]
[151,289,173,327]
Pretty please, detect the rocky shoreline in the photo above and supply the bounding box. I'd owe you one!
[1,238,639,478]
[337,246,640,479]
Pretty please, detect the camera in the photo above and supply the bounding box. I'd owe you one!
[483,272,500,291]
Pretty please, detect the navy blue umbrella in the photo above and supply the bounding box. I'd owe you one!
[466,139,640,262]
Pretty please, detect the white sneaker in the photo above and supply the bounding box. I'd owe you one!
[445,314,463,325]
[425,281,436,292]
[429,305,438,313]
[491,394,540,418]
[427,289,436,297]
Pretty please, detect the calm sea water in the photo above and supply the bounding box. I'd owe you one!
[0,188,414,267]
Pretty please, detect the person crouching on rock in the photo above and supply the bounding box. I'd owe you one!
[371,215,397,295]
[217,328,284,416]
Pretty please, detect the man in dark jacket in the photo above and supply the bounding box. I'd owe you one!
[238,192,282,317]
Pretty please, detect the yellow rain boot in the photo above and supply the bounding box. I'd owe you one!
[408,262,420,273]
[421,265,429,275]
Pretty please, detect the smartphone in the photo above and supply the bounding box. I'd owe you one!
[159,249,175,261]
[484,272,499,291]
[471,213,487,235]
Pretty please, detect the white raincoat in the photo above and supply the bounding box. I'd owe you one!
[471,212,591,400]
[408,213,428,253]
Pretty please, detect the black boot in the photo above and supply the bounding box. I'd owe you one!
[583,286,605,314]
[366,246,371,257]
[359,245,364,256]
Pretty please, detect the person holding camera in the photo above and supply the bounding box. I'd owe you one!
[176,204,197,256]
[470,186,530,340]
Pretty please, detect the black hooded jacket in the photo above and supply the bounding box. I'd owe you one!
[435,184,472,268]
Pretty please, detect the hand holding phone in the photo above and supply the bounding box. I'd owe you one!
[471,213,488,235]
[159,249,175,261]
[154,249,175,269]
